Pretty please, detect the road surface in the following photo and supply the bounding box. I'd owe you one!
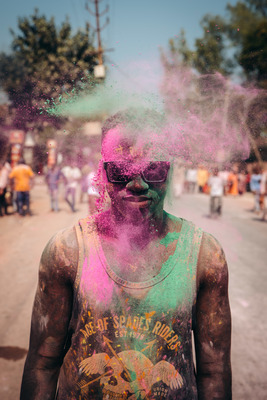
[0,180,266,399]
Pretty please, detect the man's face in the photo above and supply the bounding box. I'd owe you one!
[102,127,170,222]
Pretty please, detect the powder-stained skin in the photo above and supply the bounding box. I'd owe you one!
[20,109,231,400]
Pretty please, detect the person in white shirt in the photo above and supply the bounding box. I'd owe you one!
[0,160,11,216]
[260,168,267,221]
[87,169,100,214]
[62,162,82,212]
[208,168,224,218]
[172,160,185,198]
[185,168,197,193]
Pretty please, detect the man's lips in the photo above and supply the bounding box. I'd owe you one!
[123,195,152,207]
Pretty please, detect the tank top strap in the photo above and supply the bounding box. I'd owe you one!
[175,219,203,281]
[74,215,96,292]
[189,224,203,276]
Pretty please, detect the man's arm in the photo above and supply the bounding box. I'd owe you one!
[20,227,78,400]
[195,233,232,400]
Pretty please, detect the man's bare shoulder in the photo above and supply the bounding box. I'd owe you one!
[40,225,79,284]
[197,231,228,289]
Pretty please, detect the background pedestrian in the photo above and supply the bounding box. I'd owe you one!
[62,161,81,212]
[0,159,11,216]
[250,165,262,213]
[9,159,34,216]
[45,163,64,212]
[208,168,224,218]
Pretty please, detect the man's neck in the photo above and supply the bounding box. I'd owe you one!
[98,208,167,249]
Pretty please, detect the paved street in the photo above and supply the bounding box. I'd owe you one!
[0,180,266,399]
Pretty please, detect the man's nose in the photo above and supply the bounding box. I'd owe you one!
[126,175,149,191]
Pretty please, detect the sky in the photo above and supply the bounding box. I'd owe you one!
[0,0,238,92]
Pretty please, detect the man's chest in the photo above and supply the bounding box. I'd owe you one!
[100,238,177,282]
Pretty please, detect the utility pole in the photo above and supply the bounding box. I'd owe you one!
[86,0,109,70]
[95,0,103,65]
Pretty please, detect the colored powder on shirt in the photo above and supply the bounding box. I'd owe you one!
[160,232,180,248]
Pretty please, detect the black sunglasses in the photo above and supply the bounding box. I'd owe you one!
[103,161,170,184]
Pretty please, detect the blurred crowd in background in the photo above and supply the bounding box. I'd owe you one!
[0,157,100,218]
[171,161,267,220]
[1,156,267,221]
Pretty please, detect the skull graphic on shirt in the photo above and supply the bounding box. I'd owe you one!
[79,350,183,399]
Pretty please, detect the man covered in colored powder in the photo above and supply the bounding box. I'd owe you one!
[20,109,232,399]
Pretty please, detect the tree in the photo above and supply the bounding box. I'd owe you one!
[193,15,235,75]
[160,0,267,165]
[165,16,231,75]
[238,19,267,86]
[0,9,98,129]
[168,29,193,66]
[226,0,267,87]
[166,0,267,87]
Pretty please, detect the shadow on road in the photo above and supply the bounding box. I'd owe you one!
[0,346,27,361]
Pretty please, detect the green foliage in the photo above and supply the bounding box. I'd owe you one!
[193,15,231,75]
[168,29,194,65]
[239,19,267,85]
[167,16,233,76]
[166,0,267,87]
[247,0,267,16]
[0,9,98,125]
[226,0,267,86]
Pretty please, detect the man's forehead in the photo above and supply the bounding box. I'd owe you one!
[102,126,157,160]
[103,125,146,143]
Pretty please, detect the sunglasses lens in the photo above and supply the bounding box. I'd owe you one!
[143,162,170,182]
[106,162,129,183]
[105,162,170,183]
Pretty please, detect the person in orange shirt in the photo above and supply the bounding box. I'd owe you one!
[227,170,238,196]
[197,165,209,193]
[9,158,34,216]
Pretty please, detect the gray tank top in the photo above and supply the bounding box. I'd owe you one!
[57,213,203,399]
